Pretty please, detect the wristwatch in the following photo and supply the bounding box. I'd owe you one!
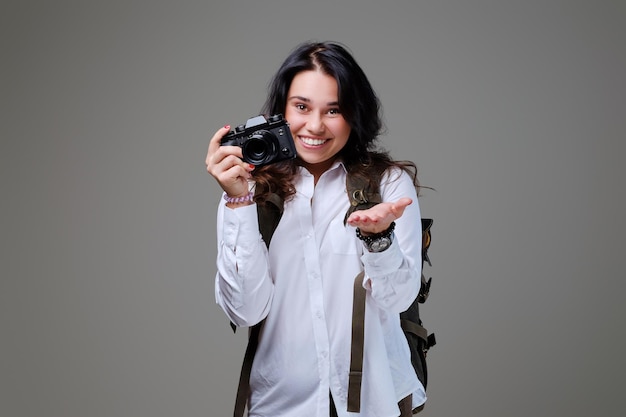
[356,222,395,253]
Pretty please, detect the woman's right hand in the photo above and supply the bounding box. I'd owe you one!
[205,125,255,198]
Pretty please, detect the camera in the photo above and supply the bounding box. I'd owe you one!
[220,114,297,166]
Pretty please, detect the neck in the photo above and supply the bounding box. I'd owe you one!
[299,158,337,185]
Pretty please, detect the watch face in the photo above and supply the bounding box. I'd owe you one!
[369,236,392,252]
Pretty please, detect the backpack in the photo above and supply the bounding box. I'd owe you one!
[231,168,436,417]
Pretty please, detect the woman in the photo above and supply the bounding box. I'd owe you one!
[206,41,425,417]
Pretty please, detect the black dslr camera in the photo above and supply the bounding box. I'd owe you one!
[220,114,297,166]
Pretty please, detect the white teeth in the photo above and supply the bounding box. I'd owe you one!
[300,137,327,146]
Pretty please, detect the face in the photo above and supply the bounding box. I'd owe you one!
[284,70,351,178]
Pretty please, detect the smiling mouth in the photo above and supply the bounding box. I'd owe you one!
[299,136,329,146]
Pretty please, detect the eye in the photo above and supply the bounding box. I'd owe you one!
[327,108,341,115]
[295,103,308,111]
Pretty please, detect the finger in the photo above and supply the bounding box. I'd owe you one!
[207,145,243,171]
[207,125,233,160]
[209,153,250,179]
[390,198,413,217]
[346,213,365,226]
[215,163,253,195]
[206,140,245,178]
[395,197,413,208]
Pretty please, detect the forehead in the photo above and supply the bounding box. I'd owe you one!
[288,70,338,102]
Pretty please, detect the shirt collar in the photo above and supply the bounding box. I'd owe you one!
[297,158,347,177]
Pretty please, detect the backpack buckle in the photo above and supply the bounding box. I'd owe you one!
[351,189,368,206]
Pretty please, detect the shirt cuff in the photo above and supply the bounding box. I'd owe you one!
[222,202,259,250]
[361,239,404,275]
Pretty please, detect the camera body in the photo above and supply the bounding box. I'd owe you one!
[220,114,297,166]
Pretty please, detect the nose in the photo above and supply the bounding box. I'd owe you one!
[306,113,325,135]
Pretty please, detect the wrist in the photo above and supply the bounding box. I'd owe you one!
[224,191,254,207]
[356,222,395,253]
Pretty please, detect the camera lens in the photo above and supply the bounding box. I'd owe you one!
[242,130,278,166]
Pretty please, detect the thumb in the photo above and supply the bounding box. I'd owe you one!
[391,197,413,217]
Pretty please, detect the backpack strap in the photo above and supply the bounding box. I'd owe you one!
[257,192,284,247]
[344,170,384,224]
[345,170,383,412]
[347,271,367,412]
[233,322,261,417]
[233,191,284,417]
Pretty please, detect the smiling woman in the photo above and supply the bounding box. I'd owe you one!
[205,40,424,417]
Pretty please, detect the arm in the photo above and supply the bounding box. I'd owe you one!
[346,169,422,312]
[214,200,274,327]
[206,125,274,326]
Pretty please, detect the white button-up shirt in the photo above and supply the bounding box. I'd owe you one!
[215,161,426,417]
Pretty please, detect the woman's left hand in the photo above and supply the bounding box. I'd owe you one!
[345,197,413,235]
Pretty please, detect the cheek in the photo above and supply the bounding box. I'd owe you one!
[331,120,351,140]
[284,111,302,131]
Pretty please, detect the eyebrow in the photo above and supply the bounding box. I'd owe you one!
[288,95,339,106]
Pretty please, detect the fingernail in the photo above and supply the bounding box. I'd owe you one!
[224,125,231,130]
[248,164,255,170]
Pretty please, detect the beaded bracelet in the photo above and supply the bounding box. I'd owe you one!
[223,191,254,204]
[355,221,396,243]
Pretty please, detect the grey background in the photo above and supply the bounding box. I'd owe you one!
[2,1,625,416]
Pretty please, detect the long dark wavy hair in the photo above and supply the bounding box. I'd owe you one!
[253,40,420,203]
